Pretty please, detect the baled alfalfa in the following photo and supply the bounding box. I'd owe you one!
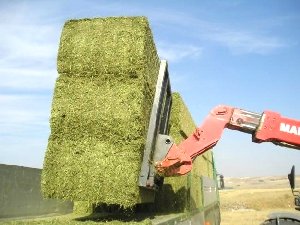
[155,93,216,212]
[42,17,160,208]
[189,151,215,210]
[155,93,195,212]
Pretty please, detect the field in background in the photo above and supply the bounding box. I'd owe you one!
[220,176,300,225]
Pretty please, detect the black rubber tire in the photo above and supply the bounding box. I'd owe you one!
[262,218,300,225]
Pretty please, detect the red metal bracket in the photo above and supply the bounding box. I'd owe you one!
[156,105,235,176]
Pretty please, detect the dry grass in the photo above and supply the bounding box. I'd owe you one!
[223,176,300,190]
[221,209,278,225]
[220,188,300,225]
[220,188,294,211]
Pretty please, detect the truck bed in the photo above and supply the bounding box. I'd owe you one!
[0,201,220,225]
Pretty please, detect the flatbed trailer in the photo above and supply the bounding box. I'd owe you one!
[0,163,220,225]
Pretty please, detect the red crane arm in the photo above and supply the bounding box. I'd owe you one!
[254,111,300,148]
[155,105,300,177]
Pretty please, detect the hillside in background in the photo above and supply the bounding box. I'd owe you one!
[223,175,300,190]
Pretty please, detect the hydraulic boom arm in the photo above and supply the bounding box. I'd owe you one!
[155,105,300,177]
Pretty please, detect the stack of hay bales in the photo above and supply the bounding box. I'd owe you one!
[154,93,193,213]
[155,93,215,212]
[72,201,94,215]
[42,17,160,208]
[189,151,215,210]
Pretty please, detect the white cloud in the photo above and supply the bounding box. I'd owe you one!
[207,30,286,55]
[0,68,57,91]
[157,42,203,62]
[199,24,286,55]
[0,3,60,92]
[150,10,288,55]
[0,2,59,167]
[1,136,47,168]
[0,20,59,63]
[0,94,51,137]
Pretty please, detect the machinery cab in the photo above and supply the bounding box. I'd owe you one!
[288,166,300,210]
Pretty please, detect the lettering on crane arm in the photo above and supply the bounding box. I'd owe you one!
[280,123,300,136]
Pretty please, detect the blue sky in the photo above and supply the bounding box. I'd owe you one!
[1,0,300,177]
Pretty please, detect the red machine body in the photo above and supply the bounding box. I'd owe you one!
[156,105,300,176]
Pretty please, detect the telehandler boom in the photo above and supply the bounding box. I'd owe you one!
[137,60,300,224]
[156,105,300,177]
[138,60,300,189]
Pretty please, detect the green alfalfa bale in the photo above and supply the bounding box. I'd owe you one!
[189,152,214,210]
[42,17,160,208]
[168,93,196,143]
[155,93,196,213]
[57,17,158,79]
[154,93,215,212]
[206,151,215,179]
[157,93,215,211]
[73,201,95,215]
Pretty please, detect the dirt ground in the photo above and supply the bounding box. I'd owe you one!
[219,176,300,225]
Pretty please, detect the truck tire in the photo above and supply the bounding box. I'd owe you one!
[262,218,300,225]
